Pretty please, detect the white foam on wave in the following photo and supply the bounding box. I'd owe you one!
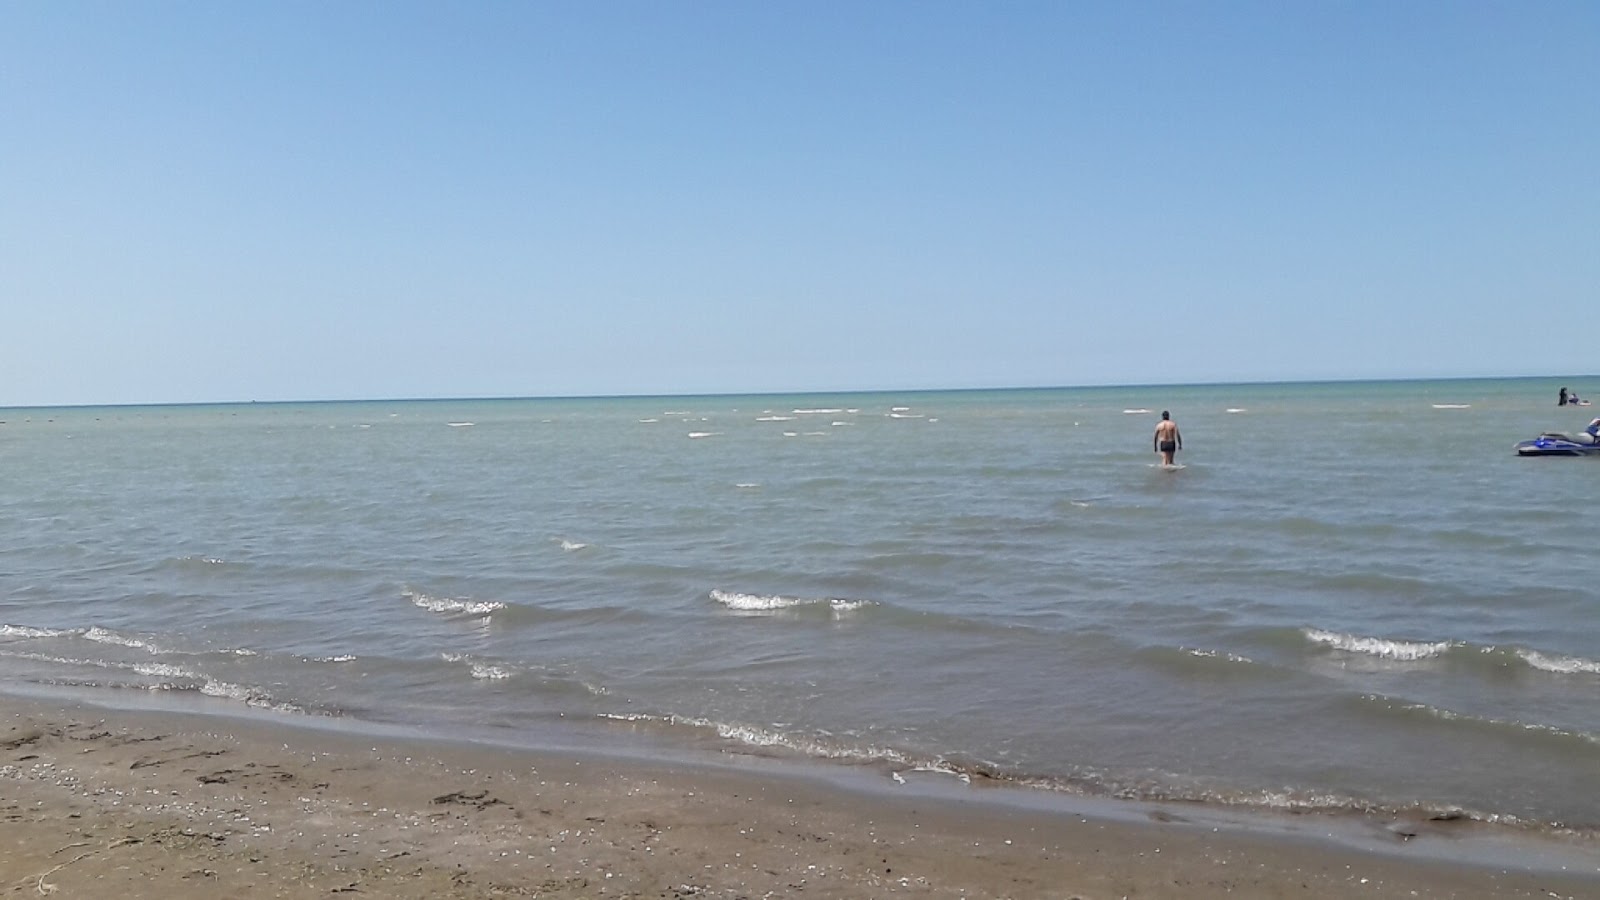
[1186,648,1254,664]
[442,652,513,681]
[756,415,796,422]
[9,652,295,715]
[199,679,303,713]
[132,662,198,680]
[1382,697,1600,747]
[888,413,925,419]
[794,408,843,415]
[1305,628,1453,661]
[1431,404,1471,409]
[710,589,872,615]
[1225,408,1247,414]
[1124,408,1151,414]
[1517,649,1600,675]
[637,418,659,423]
[1,625,68,638]
[558,538,588,551]
[711,590,806,611]
[84,626,159,652]
[734,483,760,489]
[687,432,721,439]
[447,422,475,427]
[406,590,505,616]
[599,713,915,765]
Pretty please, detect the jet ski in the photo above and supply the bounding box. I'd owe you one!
[1515,432,1600,456]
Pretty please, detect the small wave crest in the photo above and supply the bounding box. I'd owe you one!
[1185,648,1255,664]
[442,653,513,681]
[132,662,198,680]
[1517,649,1600,675]
[1,625,69,639]
[84,626,162,653]
[405,589,505,616]
[5,649,307,715]
[1304,628,1454,661]
[709,589,873,615]
[599,711,1551,831]
[197,679,305,713]
[1362,695,1600,750]
[599,713,919,767]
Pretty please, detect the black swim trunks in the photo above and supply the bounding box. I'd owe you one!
[1159,440,1177,453]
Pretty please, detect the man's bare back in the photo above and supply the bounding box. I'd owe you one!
[1153,411,1182,465]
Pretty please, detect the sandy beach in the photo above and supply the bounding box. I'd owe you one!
[0,694,1592,899]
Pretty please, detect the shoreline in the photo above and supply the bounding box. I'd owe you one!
[1,693,1595,898]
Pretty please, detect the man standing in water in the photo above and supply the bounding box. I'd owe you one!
[1153,411,1182,466]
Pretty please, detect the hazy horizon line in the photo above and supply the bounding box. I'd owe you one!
[2,373,1589,412]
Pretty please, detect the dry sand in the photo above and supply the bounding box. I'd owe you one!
[0,694,1594,899]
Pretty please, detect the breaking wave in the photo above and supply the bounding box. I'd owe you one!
[405,589,505,616]
[1304,628,1454,661]
[709,589,874,615]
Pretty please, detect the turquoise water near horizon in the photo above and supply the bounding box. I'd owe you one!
[3,377,1599,838]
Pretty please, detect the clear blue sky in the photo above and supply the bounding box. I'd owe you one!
[3,1,1596,405]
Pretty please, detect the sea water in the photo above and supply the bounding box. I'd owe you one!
[2,379,1598,835]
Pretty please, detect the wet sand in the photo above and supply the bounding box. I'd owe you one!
[0,695,1594,899]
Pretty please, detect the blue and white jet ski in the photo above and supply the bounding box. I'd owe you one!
[1515,432,1600,457]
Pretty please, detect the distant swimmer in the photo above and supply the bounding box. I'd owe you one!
[1153,410,1182,466]
[1560,387,1569,406]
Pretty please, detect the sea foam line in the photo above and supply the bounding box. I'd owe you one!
[1304,628,1454,661]
[1369,695,1600,748]
[1185,648,1255,664]
[405,590,505,616]
[0,625,69,639]
[84,626,164,653]
[1517,649,1600,675]
[599,713,916,766]
[710,589,874,614]
[2,650,305,714]
[442,652,514,681]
